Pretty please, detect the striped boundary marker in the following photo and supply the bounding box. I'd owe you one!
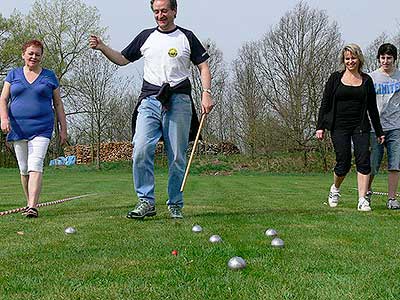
[372,191,400,197]
[352,188,400,197]
[0,193,96,217]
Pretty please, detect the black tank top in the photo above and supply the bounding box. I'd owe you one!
[334,82,366,130]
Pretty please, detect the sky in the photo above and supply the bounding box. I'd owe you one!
[2,0,400,67]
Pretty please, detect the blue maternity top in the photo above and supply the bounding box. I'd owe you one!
[5,67,59,141]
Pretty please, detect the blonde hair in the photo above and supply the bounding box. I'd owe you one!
[339,43,365,72]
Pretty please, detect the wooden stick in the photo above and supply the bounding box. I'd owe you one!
[180,113,206,192]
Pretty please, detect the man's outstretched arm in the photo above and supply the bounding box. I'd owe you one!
[89,35,130,66]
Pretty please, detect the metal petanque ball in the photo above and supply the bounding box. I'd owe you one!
[271,237,284,248]
[192,224,203,233]
[64,227,77,234]
[209,234,222,243]
[227,256,246,270]
[265,228,278,237]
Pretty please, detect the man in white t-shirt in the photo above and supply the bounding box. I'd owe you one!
[89,0,214,219]
[368,43,400,209]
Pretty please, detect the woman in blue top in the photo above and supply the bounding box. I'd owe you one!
[0,39,67,218]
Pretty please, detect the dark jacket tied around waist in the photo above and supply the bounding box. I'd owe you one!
[131,78,201,141]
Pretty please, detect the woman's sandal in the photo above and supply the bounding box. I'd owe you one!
[21,207,29,216]
[24,207,38,218]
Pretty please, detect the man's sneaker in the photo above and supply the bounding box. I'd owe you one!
[357,197,371,212]
[127,200,156,219]
[168,205,183,219]
[387,198,400,210]
[365,190,373,204]
[328,184,340,207]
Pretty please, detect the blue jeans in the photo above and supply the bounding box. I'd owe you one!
[132,94,192,207]
[370,129,400,175]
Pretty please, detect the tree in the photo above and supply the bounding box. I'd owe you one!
[364,33,389,73]
[190,40,229,142]
[28,0,103,81]
[65,51,133,168]
[231,42,271,156]
[254,1,342,165]
[0,13,30,78]
[103,88,139,142]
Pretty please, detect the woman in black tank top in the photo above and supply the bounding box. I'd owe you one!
[316,44,385,212]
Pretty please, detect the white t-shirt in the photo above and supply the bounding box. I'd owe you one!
[369,69,400,131]
[121,26,209,87]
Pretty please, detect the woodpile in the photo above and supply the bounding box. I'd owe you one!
[64,141,240,164]
[64,142,132,164]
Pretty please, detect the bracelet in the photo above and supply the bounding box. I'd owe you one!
[202,89,212,95]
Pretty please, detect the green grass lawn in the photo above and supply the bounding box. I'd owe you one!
[0,163,399,300]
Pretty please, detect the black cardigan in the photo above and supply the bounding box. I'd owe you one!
[317,71,384,137]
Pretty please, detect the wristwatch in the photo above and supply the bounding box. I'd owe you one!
[202,88,212,95]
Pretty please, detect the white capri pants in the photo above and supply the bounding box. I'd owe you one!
[13,136,50,175]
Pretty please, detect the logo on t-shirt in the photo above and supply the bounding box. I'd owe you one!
[374,82,400,95]
[168,48,178,58]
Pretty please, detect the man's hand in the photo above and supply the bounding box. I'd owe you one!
[89,35,104,50]
[89,35,129,66]
[201,91,214,114]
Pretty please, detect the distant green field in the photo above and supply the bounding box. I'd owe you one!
[0,164,399,300]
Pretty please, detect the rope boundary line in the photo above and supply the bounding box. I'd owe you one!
[0,193,96,217]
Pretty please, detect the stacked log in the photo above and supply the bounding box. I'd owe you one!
[64,142,133,164]
[64,141,239,164]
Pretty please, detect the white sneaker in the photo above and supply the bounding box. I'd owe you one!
[328,184,340,207]
[387,198,400,210]
[358,197,371,212]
